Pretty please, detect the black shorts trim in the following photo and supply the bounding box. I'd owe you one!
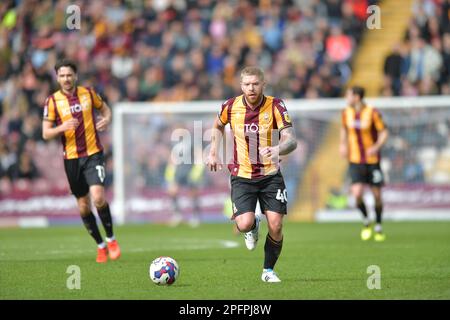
[230,170,288,218]
[64,152,106,198]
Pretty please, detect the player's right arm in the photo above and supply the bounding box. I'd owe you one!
[42,97,79,140]
[206,117,225,172]
[42,118,79,140]
[339,127,348,159]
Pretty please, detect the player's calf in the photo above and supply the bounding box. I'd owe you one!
[243,217,260,251]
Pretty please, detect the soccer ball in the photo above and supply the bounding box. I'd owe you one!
[149,256,179,285]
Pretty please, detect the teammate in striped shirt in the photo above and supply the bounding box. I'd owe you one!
[207,67,297,282]
[340,86,389,242]
[42,59,120,262]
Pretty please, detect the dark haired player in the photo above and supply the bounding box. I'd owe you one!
[340,86,389,242]
[42,59,120,262]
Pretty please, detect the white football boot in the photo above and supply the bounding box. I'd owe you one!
[261,269,281,283]
[244,215,260,250]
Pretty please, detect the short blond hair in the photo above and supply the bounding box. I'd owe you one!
[240,66,265,81]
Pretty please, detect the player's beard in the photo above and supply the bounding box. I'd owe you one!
[62,81,75,94]
[245,92,263,106]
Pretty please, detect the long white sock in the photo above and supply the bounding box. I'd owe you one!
[98,242,106,249]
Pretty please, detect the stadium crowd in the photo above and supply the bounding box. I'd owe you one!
[0,0,447,197]
[382,0,450,96]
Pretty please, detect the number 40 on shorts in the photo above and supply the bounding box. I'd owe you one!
[276,189,287,203]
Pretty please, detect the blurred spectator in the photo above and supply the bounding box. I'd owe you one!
[440,32,450,94]
[407,37,442,85]
[383,43,403,95]
[403,155,425,183]
[326,25,353,63]
[0,137,15,179]
[7,151,40,181]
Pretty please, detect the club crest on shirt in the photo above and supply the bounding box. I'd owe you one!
[80,95,90,108]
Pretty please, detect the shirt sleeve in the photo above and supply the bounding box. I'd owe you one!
[341,109,347,129]
[43,96,56,121]
[373,109,386,131]
[218,99,230,125]
[88,87,104,109]
[273,99,292,131]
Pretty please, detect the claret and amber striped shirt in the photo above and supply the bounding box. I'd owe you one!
[341,104,386,164]
[43,86,104,159]
[219,94,292,179]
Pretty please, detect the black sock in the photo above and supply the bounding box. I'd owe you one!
[81,212,104,245]
[264,234,283,270]
[97,203,114,238]
[375,201,383,225]
[357,199,369,225]
[192,197,201,218]
[171,195,181,216]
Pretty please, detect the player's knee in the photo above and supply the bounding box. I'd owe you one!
[236,216,255,232]
[351,186,363,199]
[268,221,283,236]
[93,198,106,209]
[374,197,383,207]
[77,200,91,216]
[355,195,364,205]
[237,222,252,232]
[92,197,106,209]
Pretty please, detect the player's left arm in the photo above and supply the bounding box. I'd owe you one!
[367,128,389,156]
[260,127,297,161]
[278,126,298,155]
[96,101,112,132]
[367,110,389,156]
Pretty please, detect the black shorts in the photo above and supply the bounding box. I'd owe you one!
[64,152,106,198]
[230,170,288,218]
[349,163,384,187]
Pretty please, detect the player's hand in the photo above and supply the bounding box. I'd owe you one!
[96,116,110,132]
[366,146,379,157]
[259,146,279,162]
[61,118,79,132]
[206,153,222,172]
[339,144,348,158]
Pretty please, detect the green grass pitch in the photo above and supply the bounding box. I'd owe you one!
[1,221,449,299]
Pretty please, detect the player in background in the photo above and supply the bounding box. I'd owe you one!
[42,59,120,262]
[340,86,389,242]
[207,67,297,282]
[165,150,205,227]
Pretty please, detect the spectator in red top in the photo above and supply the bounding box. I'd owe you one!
[326,25,354,63]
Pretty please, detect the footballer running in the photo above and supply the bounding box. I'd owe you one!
[207,67,297,282]
[42,59,121,262]
[340,86,389,242]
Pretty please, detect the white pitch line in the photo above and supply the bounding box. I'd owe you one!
[27,239,240,256]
